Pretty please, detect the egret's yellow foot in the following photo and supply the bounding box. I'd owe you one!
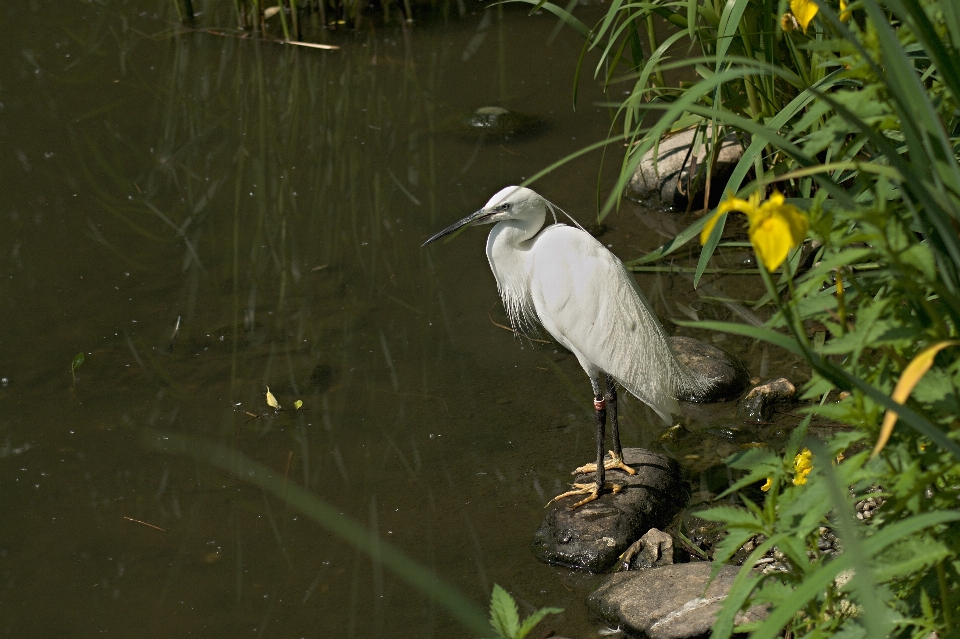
[546,482,623,510]
[573,451,637,476]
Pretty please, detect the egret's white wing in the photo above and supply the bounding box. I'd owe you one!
[527,225,704,423]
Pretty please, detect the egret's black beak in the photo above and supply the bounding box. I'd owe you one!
[421,208,493,247]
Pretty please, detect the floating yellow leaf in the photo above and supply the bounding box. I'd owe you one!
[266,386,280,410]
[790,0,819,33]
[701,191,808,271]
[294,399,303,410]
[871,340,959,458]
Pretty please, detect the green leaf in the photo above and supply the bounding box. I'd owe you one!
[872,537,950,582]
[489,584,520,639]
[711,535,784,639]
[697,505,764,530]
[675,320,802,354]
[749,553,855,639]
[695,211,726,288]
[71,352,85,372]
[516,606,564,639]
[495,0,590,38]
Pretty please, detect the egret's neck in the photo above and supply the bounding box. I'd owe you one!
[485,215,543,272]
[484,212,545,334]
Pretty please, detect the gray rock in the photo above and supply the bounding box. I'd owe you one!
[458,106,543,141]
[621,527,674,571]
[626,127,745,210]
[531,449,688,573]
[587,562,767,639]
[669,336,750,403]
[736,377,796,423]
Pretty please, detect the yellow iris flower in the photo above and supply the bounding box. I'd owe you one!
[793,448,813,485]
[790,0,818,32]
[701,191,809,271]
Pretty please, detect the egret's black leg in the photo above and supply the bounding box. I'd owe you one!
[547,380,626,509]
[571,377,637,478]
[606,375,622,461]
[593,391,607,497]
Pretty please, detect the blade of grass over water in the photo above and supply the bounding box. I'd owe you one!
[142,429,491,635]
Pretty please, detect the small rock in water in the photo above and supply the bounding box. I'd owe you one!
[531,449,687,573]
[620,527,674,571]
[669,336,750,403]
[736,377,796,423]
[587,563,767,639]
[458,106,543,141]
[626,126,745,210]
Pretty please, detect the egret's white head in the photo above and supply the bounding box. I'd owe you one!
[422,186,548,246]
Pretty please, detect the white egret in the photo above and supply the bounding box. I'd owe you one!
[423,186,713,508]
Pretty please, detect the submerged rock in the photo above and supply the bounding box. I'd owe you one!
[626,127,745,210]
[458,106,543,141]
[587,562,767,639]
[736,377,796,423]
[531,449,687,573]
[669,336,750,403]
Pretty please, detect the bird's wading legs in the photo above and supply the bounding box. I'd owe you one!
[605,375,636,475]
[593,391,606,498]
[569,376,638,479]
[607,375,622,461]
[548,379,625,509]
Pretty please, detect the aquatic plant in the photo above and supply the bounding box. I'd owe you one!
[70,352,85,389]
[485,584,563,639]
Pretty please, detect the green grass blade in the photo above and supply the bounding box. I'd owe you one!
[496,0,590,38]
[694,212,726,287]
[675,319,802,354]
[715,0,750,69]
[142,429,491,635]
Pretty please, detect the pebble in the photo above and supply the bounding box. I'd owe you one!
[736,377,796,423]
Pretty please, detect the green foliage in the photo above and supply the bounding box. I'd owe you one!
[485,584,563,639]
[664,1,960,634]
[537,0,960,634]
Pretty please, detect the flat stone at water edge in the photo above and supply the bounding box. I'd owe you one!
[587,562,767,639]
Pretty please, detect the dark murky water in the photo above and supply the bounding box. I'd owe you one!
[0,2,809,637]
